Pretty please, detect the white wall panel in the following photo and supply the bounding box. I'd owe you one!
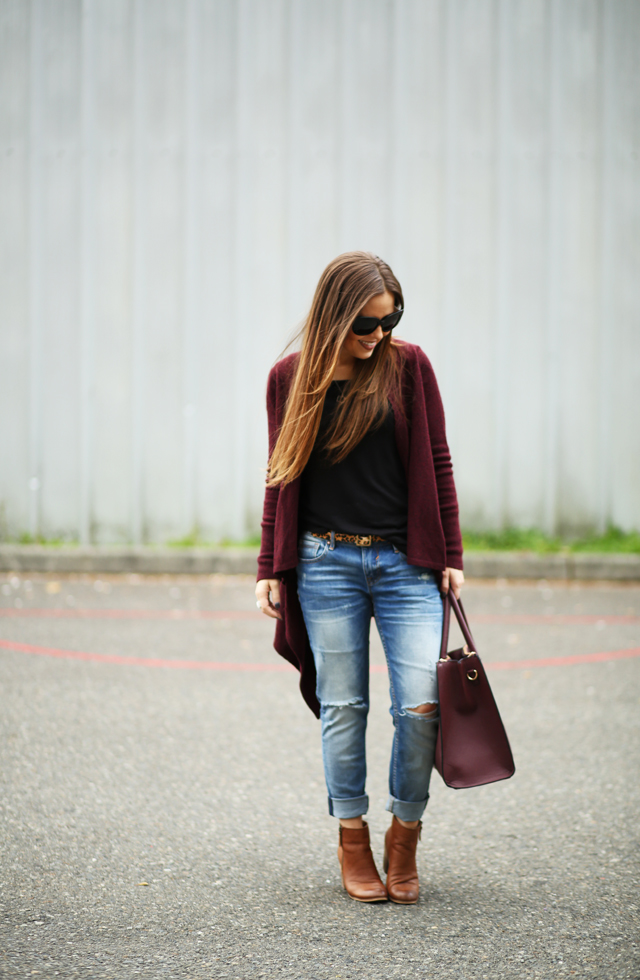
[235,0,290,535]
[557,0,602,533]
[139,0,187,543]
[609,0,640,532]
[197,0,238,542]
[286,0,341,328]
[91,0,135,544]
[504,0,548,531]
[0,1,30,538]
[0,0,638,543]
[450,0,500,528]
[388,0,445,366]
[38,0,82,539]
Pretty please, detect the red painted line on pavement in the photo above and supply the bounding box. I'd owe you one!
[1,638,638,673]
[482,648,640,670]
[474,614,639,626]
[0,607,639,625]
[0,639,294,671]
[0,608,262,620]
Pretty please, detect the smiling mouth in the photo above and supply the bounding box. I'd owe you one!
[358,339,377,351]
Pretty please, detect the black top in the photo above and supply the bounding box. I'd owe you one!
[299,380,409,553]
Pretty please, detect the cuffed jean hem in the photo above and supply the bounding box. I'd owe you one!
[328,794,369,819]
[385,794,429,822]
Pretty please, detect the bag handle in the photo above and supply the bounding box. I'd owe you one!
[439,592,451,660]
[439,590,478,660]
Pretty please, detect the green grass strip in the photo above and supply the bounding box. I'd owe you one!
[462,526,640,554]
[6,527,640,554]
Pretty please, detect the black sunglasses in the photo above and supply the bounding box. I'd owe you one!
[351,308,404,336]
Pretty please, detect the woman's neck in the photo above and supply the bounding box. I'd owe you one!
[333,350,356,380]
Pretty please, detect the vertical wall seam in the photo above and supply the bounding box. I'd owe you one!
[182,0,200,538]
[543,0,564,536]
[79,0,95,545]
[384,0,396,263]
[390,0,407,273]
[27,0,44,539]
[441,0,459,442]
[232,0,251,540]
[597,0,615,534]
[338,0,356,249]
[284,0,299,332]
[493,0,513,530]
[131,0,146,544]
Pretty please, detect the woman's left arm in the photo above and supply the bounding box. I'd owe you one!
[418,351,464,595]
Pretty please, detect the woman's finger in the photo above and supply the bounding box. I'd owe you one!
[255,581,270,612]
[255,579,282,620]
[448,568,464,600]
[260,604,282,621]
[255,581,270,604]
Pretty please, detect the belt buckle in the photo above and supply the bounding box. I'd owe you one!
[355,534,372,547]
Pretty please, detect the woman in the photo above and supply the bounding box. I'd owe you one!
[255,252,464,904]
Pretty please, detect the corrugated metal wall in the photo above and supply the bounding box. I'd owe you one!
[1,0,639,544]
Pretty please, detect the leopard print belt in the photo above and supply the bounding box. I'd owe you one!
[310,531,385,547]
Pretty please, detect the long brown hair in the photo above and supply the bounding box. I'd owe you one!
[267,251,404,488]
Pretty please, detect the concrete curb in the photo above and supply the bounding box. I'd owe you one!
[1,545,639,580]
[463,551,640,581]
[0,546,260,576]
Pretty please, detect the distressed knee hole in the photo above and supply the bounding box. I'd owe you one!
[322,697,367,709]
[405,702,438,719]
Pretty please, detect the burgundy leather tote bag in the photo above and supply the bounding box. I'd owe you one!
[435,591,515,789]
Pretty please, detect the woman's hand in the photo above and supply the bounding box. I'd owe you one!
[255,579,282,620]
[441,567,464,600]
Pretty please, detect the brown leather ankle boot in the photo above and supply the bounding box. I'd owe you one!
[383,816,421,904]
[337,822,388,902]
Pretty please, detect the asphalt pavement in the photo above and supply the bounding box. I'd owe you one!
[1,572,639,979]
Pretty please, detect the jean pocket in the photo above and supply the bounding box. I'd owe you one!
[297,534,329,563]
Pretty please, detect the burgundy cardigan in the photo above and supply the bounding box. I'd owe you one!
[257,342,463,717]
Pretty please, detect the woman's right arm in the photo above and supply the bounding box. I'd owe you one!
[256,479,282,619]
[256,366,283,620]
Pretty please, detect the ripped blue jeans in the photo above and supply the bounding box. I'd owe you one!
[297,532,443,822]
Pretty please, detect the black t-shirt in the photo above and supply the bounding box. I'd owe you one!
[298,380,409,553]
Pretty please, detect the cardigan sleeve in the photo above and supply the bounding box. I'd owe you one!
[418,351,464,570]
[257,366,281,581]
